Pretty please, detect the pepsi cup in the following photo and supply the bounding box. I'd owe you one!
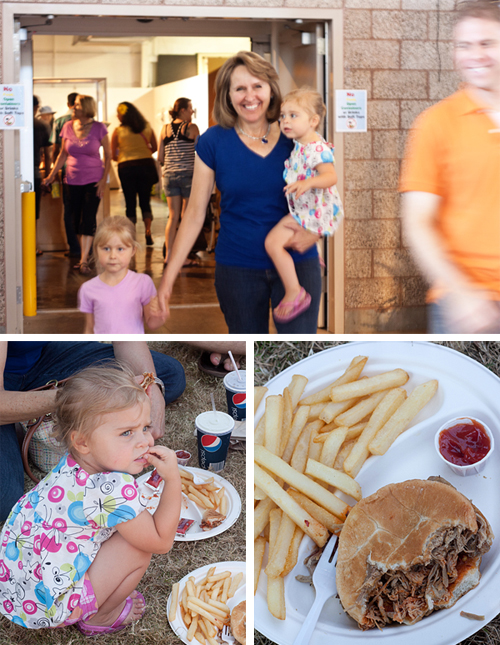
[195,411,235,472]
[223,370,246,421]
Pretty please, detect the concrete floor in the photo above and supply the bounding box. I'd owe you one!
[24,190,229,335]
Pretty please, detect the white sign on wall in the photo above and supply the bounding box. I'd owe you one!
[335,89,367,133]
[0,84,25,129]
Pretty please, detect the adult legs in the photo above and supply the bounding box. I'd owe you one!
[62,181,81,256]
[118,166,138,225]
[0,423,25,521]
[164,194,182,263]
[136,167,154,242]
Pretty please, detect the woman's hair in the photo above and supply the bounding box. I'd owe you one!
[117,101,147,134]
[92,216,139,270]
[169,98,191,120]
[456,0,500,24]
[78,95,97,119]
[282,87,327,128]
[213,51,282,129]
[52,364,149,451]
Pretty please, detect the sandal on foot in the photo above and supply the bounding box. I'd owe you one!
[273,288,312,324]
[76,592,146,636]
[79,263,91,275]
[197,352,236,378]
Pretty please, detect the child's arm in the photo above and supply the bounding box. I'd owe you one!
[144,296,168,331]
[116,446,182,554]
[284,162,337,199]
[83,313,94,334]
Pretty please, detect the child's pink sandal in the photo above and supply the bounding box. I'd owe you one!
[76,591,146,636]
[273,288,312,324]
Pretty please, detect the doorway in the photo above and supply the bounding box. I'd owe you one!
[2,3,344,334]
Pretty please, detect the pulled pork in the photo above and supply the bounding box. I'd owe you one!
[359,512,491,630]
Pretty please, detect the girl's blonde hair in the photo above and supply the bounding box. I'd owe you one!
[213,51,282,129]
[78,95,97,119]
[282,87,327,129]
[53,364,149,450]
[92,216,139,271]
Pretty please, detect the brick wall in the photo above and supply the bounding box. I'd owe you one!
[0,0,460,333]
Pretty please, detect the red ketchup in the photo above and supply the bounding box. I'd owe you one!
[439,420,491,466]
[176,451,190,459]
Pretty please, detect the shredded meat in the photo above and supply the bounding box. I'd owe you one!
[359,513,490,631]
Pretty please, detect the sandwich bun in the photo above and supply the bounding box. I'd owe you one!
[230,600,246,645]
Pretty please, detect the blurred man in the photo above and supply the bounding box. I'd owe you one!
[400,0,500,332]
[33,95,51,256]
[51,92,80,258]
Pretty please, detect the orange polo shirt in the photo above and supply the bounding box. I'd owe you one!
[399,88,500,302]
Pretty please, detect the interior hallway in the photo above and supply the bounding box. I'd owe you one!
[23,189,229,334]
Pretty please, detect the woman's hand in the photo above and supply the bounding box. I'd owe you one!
[157,281,172,316]
[95,177,107,199]
[283,219,320,254]
[145,445,178,481]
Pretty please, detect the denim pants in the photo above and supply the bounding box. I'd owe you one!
[215,257,322,333]
[0,342,186,522]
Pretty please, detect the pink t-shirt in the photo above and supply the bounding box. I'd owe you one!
[78,270,157,333]
[61,120,108,185]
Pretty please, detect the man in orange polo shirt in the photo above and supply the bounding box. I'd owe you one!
[400,0,500,333]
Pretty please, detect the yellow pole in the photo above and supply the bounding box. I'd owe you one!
[22,191,37,316]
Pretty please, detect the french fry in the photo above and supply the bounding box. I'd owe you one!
[265,512,296,578]
[334,389,388,427]
[288,489,344,534]
[306,402,329,421]
[254,496,276,539]
[187,615,199,642]
[305,458,362,501]
[334,439,356,471]
[228,571,243,599]
[319,399,359,424]
[254,536,266,593]
[264,395,284,456]
[343,387,407,478]
[291,420,323,474]
[299,356,368,405]
[255,445,349,522]
[313,422,366,443]
[267,575,286,620]
[299,383,335,406]
[308,426,323,464]
[188,597,228,619]
[281,405,310,464]
[287,374,308,409]
[281,525,305,576]
[279,387,294,456]
[268,508,282,561]
[254,463,329,546]
[180,469,194,480]
[254,415,266,446]
[369,380,438,455]
[194,631,205,645]
[255,386,268,412]
[168,582,180,622]
[330,369,409,402]
[319,426,348,467]
[220,494,228,517]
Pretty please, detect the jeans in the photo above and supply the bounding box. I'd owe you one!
[62,181,81,256]
[428,300,500,334]
[215,257,322,333]
[0,342,186,521]
[163,172,192,198]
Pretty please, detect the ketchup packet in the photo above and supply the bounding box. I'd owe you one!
[144,469,163,490]
[176,518,195,535]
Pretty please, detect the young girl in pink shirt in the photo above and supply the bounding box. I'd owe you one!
[78,217,166,333]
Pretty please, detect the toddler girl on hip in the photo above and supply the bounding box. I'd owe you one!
[78,216,166,333]
[0,365,181,634]
[265,87,344,324]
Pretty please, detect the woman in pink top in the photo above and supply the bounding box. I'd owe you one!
[44,95,111,274]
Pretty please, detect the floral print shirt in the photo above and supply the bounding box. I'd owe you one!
[0,454,145,629]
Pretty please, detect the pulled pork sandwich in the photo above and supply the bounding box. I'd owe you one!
[230,600,246,645]
[336,478,493,630]
[200,509,226,531]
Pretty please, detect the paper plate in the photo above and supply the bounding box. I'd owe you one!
[136,466,241,541]
[167,560,246,645]
[255,341,500,645]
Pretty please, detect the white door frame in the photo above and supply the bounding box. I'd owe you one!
[2,2,344,333]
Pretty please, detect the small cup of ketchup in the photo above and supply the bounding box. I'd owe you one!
[175,450,191,467]
[435,416,495,477]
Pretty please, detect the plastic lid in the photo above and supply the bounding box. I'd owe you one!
[196,411,235,435]
[223,370,246,392]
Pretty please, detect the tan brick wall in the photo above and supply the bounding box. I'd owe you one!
[0,0,459,334]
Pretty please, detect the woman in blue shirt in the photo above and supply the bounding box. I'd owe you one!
[157,51,322,333]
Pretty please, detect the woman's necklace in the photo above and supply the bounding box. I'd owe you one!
[236,121,271,144]
[75,119,94,146]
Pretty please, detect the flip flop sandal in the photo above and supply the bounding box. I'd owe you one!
[273,288,312,324]
[198,351,231,378]
[76,592,146,636]
[79,263,91,275]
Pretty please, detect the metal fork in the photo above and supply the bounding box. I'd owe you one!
[221,623,235,644]
[292,534,339,645]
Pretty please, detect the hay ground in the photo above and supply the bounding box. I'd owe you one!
[0,342,246,645]
[254,340,500,645]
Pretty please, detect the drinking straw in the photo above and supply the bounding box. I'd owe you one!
[210,393,219,421]
[227,351,242,381]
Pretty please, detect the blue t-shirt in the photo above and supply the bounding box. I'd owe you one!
[196,125,318,270]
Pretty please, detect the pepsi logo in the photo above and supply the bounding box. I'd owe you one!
[201,434,222,452]
[232,392,246,409]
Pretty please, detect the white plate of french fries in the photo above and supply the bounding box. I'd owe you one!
[254,341,500,645]
[136,466,241,541]
[167,561,246,645]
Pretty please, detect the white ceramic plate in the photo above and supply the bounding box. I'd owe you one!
[255,341,500,645]
[167,560,246,644]
[136,466,241,541]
